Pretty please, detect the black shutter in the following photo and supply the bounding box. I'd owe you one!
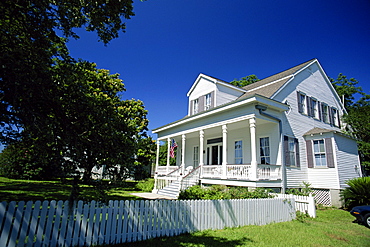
[297,92,303,113]
[325,138,335,168]
[284,136,290,166]
[295,138,300,167]
[318,101,322,121]
[307,97,312,117]
[337,110,341,128]
[329,107,334,125]
[306,140,314,168]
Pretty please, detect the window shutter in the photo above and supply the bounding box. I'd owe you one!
[329,107,334,125]
[318,101,322,121]
[210,91,215,108]
[284,136,290,166]
[198,96,204,113]
[190,100,194,115]
[307,97,312,117]
[295,138,300,167]
[306,140,314,168]
[297,92,303,113]
[325,138,335,168]
[337,111,341,128]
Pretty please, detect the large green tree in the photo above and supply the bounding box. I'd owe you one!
[331,74,370,174]
[0,0,136,144]
[0,0,154,183]
[230,74,260,88]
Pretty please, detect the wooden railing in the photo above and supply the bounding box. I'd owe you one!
[201,164,281,180]
[180,166,201,191]
[156,166,179,176]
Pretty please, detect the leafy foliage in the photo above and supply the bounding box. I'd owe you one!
[230,74,260,88]
[331,74,370,173]
[178,185,274,200]
[286,182,313,196]
[340,177,370,209]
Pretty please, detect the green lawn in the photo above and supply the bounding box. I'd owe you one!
[109,209,370,247]
[0,176,142,202]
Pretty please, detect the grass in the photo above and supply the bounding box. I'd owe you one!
[0,176,143,202]
[1,177,369,246]
[104,208,370,247]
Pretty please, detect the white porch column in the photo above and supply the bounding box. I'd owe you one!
[155,140,160,175]
[181,134,186,175]
[222,125,228,179]
[249,118,258,180]
[166,137,171,173]
[199,130,204,167]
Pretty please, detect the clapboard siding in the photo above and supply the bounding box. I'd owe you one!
[334,134,362,188]
[276,63,344,188]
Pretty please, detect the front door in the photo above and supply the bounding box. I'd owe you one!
[207,144,223,165]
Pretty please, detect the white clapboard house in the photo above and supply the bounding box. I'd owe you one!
[152,59,362,206]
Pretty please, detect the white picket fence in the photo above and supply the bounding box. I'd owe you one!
[0,198,296,247]
[274,194,316,218]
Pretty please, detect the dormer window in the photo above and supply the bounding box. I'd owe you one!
[205,93,212,110]
[193,99,199,114]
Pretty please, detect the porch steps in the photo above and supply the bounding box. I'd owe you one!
[157,181,181,199]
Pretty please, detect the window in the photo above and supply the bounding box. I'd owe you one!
[331,108,339,127]
[311,98,319,119]
[284,136,300,167]
[193,146,199,167]
[306,138,335,168]
[193,99,199,114]
[235,140,243,164]
[205,93,212,110]
[297,92,306,114]
[313,140,326,167]
[260,137,270,164]
[321,103,329,123]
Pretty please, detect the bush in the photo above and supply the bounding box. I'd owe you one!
[135,178,154,192]
[178,185,274,200]
[286,182,313,196]
[340,177,370,209]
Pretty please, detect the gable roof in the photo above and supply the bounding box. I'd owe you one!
[238,59,317,99]
[187,73,246,97]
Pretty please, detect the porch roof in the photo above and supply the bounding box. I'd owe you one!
[152,93,288,134]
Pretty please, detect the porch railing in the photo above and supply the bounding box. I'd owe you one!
[201,164,281,180]
[156,165,179,176]
[180,166,201,191]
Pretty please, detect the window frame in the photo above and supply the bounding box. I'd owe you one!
[321,103,329,123]
[193,98,199,114]
[259,137,270,165]
[313,139,327,167]
[193,146,199,167]
[234,140,243,164]
[205,93,212,110]
[297,92,307,115]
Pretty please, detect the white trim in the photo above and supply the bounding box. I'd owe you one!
[153,95,288,134]
[157,114,255,141]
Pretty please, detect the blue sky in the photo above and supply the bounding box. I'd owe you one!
[67,0,370,138]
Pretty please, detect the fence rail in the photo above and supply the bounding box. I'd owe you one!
[0,198,295,247]
[274,194,316,218]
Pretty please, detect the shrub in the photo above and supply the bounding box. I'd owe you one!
[286,182,313,196]
[135,178,154,192]
[340,177,370,209]
[178,185,274,200]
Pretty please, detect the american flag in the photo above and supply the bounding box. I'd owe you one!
[170,139,178,158]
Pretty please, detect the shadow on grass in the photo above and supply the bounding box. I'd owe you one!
[0,177,143,202]
[109,233,254,247]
